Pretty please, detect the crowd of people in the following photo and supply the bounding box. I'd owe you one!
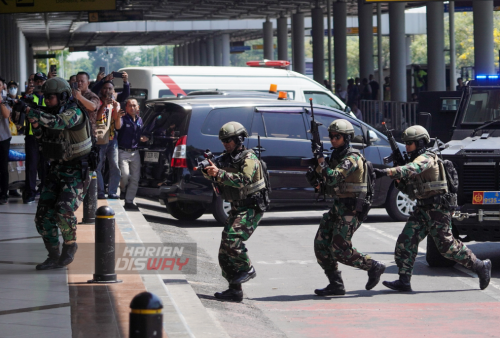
[0,69,145,210]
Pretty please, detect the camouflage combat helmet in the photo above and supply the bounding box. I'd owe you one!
[328,119,355,137]
[218,121,249,140]
[401,125,430,144]
[42,77,72,102]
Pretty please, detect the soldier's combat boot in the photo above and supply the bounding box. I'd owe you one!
[231,266,256,284]
[36,242,62,270]
[314,270,346,296]
[366,260,386,290]
[382,274,412,292]
[58,242,78,267]
[474,259,492,290]
[214,284,243,302]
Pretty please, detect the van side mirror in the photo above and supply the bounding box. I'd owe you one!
[368,130,379,142]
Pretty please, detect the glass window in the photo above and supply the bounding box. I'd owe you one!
[262,112,307,139]
[440,98,460,111]
[463,89,500,123]
[201,108,253,136]
[251,113,266,137]
[304,91,342,110]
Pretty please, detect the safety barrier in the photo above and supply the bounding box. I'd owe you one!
[359,100,419,132]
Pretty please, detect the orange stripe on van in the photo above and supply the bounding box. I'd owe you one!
[157,75,187,97]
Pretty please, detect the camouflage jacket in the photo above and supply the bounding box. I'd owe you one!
[385,151,436,180]
[316,152,363,187]
[27,105,83,138]
[203,149,261,188]
[386,151,445,199]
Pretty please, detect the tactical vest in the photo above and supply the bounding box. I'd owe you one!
[41,105,92,162]
[218,149,266,202]
[325,148,367,198]
[403,151,448,200]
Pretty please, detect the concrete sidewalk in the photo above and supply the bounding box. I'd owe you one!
[0,197,229,338]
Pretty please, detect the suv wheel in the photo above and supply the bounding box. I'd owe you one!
[426,236,456,267]
[385,186,416,222]
[212,195,230,225]
[166,201,205,221]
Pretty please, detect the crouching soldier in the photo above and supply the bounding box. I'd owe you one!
[18,77,93,270]
[308,119,385,296]
[374,125,491,291]
[202,122,268,302]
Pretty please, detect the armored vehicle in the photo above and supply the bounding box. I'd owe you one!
[419,76,500,266]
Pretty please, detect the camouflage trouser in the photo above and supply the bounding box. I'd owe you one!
[314,200,373,274]
[395,204,477,276]
[218,206,264,283]
[35,162,91,246]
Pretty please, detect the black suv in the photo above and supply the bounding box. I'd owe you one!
[137,95,410,224]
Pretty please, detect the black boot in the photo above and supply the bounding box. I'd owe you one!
[214,284,243,302]
[58,242,78,267]
[474,259,492,290]
[231,266,256,284]
[315,270,346,296]
[36,242,62,270]
[366,260,386,290]
[382,274,412,292]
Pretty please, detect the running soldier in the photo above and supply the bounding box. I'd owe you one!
[18,77,93,270]
[308,119,385,296]
[202,122,268,302]
[374,125,491,291]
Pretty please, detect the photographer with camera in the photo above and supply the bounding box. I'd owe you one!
[92,70,130,106]
[74,72,100,136]
[0,77,13,205]
[17,77,94,270]
[95,81,122,199]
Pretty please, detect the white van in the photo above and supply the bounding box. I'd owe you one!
[118,66,351,114]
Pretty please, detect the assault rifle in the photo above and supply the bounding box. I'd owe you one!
[301,98,326,201]
[382,122,409,166]
[194,149,225,195]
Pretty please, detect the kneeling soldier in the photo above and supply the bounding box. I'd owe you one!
[374,125,491,291]
[310,119,385,296]
[203,122,268,302]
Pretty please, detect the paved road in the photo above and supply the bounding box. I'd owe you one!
[137,198,500,338]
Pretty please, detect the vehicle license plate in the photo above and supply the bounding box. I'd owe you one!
[144,152,159,163]
[473,191,500,204]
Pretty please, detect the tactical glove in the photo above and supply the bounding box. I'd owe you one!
[311,140,324,159]
[13,100,27,113]
[305,167,319,187]
[374,168,387,179]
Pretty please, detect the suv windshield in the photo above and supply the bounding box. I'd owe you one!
[462,89,500,123]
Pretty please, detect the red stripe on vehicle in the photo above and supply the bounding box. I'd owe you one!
[157,75,187,96]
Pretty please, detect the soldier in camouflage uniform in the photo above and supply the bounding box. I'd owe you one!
[203,122,267,302]
[21,77,93,270]
[308,119,385,296]
[374,125,491,291]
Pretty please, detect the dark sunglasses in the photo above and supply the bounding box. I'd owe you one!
[221,138,233,144]
[329,133,343,141]
[405,141,415,146]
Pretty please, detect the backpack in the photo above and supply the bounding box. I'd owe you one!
[440,158,459,194]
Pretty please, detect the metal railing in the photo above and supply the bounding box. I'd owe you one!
[359,100,419,132]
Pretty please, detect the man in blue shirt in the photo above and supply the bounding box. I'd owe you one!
[116,98,148,210]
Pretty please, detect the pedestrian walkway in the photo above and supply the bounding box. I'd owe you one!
[0,197,228,338]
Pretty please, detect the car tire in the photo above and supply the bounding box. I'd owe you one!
[426,236,456,267]
[166,201,205,221]
[385,186,416,222]
[212,195,231,225]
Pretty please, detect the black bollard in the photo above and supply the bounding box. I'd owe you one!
[88,206,122,283]
[129,292,163,338]
[82,171,97,224]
